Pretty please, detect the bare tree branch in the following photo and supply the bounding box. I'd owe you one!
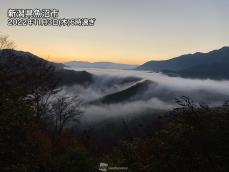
[0,35,15,50]
[51,96,83,136]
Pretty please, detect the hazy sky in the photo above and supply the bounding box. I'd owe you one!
[0,0,229,64]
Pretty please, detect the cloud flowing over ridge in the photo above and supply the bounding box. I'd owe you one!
[63,67,229,123]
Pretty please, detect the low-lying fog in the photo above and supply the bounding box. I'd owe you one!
[62,67,229,125]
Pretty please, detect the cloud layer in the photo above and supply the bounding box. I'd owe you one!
[63,68,229,124]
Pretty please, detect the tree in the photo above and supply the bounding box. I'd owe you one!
[0,34,15,50]
[0,48,87,171]
[0,64,52,172]
[51,96,83,136]
[0,53,62,171]
[25,59,60,119]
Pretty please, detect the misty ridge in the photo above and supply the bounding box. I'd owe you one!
[59,67,229,125]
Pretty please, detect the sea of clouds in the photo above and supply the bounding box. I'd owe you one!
[62,67,229,124]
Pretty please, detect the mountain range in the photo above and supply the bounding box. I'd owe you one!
[137,46,229,79]
[1,46,229,81]
[65,61,137,69]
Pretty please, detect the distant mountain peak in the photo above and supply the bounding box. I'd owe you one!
[137,46,229,79]
[65,61,137,69]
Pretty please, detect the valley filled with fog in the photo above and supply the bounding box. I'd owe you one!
[62,67,229,126]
